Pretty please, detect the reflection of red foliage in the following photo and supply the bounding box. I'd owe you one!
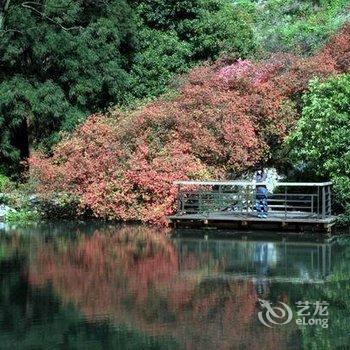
[29,227,292,349]
[28,25,350,224]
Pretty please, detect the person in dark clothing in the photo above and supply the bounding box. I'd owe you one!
[255,169,268,218]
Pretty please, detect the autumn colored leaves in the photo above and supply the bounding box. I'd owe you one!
[29,25,350,224]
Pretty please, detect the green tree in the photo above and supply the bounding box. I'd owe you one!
[128,27,191,100]
[0,0,258,171]
[246,0,350,55]
[128,0,256,100]
[288,74,350,220]
[0,0,136,171]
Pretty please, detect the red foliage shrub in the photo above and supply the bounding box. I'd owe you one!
[28,25,350,224]
[30,115,207,224]
[321,23,350,73]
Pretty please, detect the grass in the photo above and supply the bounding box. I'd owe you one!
[4,209,41,223]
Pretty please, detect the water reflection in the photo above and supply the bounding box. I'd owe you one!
[0,223,348,349]
[175,238,333,284]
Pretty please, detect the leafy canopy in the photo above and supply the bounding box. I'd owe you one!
[0,0,135,170]
[288,74,350,216]
[238,0,350,55]
[128,0,257,100]
[0,0,256,170]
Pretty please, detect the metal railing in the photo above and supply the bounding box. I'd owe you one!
[174,181,332,220]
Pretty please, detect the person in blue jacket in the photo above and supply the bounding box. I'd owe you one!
[255,169,268,218]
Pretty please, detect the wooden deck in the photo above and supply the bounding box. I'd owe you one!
[168,180,337,233]
[168,211,336,232]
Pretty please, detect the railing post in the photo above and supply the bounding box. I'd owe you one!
[328,185,332,217]
[246,185,249,215]
[322,245,326,277]
[322,185,326,219]
[284,186,287,219]
[317,186,320,219]
[239,186,243,214]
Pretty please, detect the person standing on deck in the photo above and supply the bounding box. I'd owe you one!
[255,169,268,218]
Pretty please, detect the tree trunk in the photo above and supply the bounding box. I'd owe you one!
[26,113,34,157]
[0,0,11,31]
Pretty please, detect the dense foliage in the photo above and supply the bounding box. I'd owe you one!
[245,0,350,54]
[128,0,256,99]
[0,0,255,170]
[28,25,350,224]
[288,74,350,221]
[0,0,136,169]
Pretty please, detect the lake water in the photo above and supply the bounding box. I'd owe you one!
[0,222,349,350]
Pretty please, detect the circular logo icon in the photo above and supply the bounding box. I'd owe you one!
[258,299,293,328]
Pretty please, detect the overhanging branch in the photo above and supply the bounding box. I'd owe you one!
[21,2,83,31]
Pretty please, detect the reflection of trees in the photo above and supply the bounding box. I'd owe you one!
[268,238,350,350]
[29,226,290,349]
[2,225,349,349]
[0,243,174,349]
[174,236,350,348]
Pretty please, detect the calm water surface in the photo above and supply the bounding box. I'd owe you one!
[0,222,349,350]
